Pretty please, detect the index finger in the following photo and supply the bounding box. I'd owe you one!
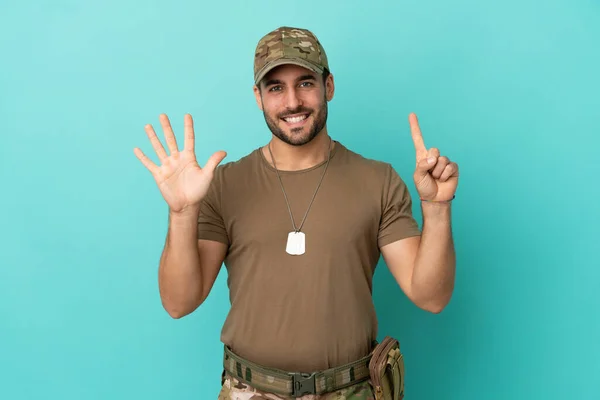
[409,113,427,159]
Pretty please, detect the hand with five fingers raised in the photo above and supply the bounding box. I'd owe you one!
[133,114,227,214]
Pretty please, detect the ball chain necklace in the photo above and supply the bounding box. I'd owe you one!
[267,138,333,255]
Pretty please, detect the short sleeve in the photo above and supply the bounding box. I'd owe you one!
[378,164,421,248]
[197,166,230,246]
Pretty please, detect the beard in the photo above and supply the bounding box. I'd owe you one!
[262,96,328,146]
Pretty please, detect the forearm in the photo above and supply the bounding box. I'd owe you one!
[411,201,456,312]
[159,206,202,318]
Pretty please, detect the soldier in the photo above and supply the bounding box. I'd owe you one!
[134,26,459,399]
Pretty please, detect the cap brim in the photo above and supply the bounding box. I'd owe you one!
[254,57,324,85]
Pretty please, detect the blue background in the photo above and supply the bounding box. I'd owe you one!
[1,0,599,399]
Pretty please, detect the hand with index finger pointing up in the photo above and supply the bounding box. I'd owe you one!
[409,113,459,202]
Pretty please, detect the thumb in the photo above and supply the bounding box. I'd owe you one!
[414,156,436,181]
[203,150,227,174]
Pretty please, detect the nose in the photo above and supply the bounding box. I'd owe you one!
[284,87,302,110]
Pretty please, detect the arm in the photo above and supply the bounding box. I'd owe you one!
[381,201,455,313]
[133,113,228,319]
[158,206,227,319]
[381,112,459,313]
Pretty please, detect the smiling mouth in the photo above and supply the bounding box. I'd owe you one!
[281,113,310,125]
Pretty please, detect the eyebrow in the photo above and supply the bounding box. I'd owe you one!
[263,79,283,87]
[263,74,317,88]
[296,74,317,82]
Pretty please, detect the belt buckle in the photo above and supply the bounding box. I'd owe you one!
[291,372,317,397]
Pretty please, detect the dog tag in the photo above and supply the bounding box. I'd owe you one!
[286,231,305,255]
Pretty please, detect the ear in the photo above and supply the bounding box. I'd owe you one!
[325,73,335,101]
[253,85,264,111]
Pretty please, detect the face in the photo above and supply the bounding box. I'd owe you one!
[254,64,335,146]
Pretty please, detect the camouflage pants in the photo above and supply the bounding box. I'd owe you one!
[218,373,375,400]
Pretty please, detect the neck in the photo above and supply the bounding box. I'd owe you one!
[264,131,333,171]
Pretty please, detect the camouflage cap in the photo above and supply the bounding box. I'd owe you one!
[253,26,329,85]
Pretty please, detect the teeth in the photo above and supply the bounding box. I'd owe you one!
[284,115,308,123]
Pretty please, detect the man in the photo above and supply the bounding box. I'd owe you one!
[134,26,458,399]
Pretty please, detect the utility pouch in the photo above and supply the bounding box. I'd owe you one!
[368,336,405,400]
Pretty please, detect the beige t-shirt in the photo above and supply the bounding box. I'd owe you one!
[197,141,421,373]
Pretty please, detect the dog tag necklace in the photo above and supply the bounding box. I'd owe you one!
[268,138,332,255]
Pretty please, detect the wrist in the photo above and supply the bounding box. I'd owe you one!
[420,199,452,221]
[420,194,455,203]
[169,204,201,221]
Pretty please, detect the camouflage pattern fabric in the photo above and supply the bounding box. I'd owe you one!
[218,374,375,400]
[223,346,372,397]
[253,26,330,84]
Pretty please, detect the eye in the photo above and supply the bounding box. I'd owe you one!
[268,85,282,92]
[299,81,314,88]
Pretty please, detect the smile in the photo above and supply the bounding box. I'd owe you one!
[282,113,310,125]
